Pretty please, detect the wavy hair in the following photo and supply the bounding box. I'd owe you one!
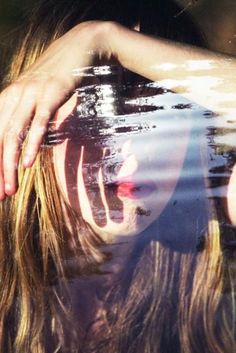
[0,1,235,352]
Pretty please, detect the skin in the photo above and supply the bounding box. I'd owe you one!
[0,20,236,223]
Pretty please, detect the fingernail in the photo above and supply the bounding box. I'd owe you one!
[5,183,11,192]
[23,155,32,168]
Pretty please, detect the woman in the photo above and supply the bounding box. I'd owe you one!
[0,1,235,352]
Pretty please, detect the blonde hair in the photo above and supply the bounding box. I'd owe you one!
[0,1,235,352]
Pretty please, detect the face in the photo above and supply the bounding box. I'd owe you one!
[51,87,192,243]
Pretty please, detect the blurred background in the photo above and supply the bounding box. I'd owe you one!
[0,0,35,34]
[178,0,236,54]
[0,0,37,82]
[0,0,236,82]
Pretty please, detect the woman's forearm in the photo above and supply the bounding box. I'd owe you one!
[106,22,236,112]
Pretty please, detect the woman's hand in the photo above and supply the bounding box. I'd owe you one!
[0,21,111,198]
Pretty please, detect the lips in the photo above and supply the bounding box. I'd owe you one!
[116,176,157,199]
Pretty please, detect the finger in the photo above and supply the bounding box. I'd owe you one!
[0,93,7,200]
[0,83,23,126]
[0,89,7,112]
[2,86,37,196]
[0,84,25,197]
[3,126,23,195]
[0,142,5,201]
[23,80,72,167]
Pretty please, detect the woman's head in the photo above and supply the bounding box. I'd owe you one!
[2,0,201,286]
[1,0,203,247]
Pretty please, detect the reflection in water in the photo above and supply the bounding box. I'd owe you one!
[45,64,236,251]
[42,66,236,352]
[48,75,197,231]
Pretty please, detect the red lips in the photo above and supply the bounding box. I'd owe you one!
[117,176,157,199]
